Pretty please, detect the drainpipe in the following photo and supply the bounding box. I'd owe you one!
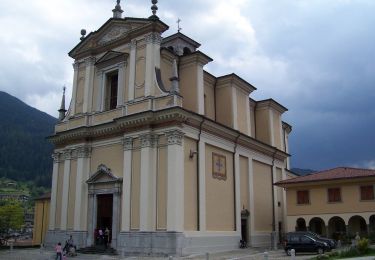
[233,133,241,231]
[196,118,205,230]
[271,149,277,249]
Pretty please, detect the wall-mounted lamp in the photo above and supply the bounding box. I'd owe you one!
[189,150,198,159]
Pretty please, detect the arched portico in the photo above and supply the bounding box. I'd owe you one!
[86,164,122,249]
[369,215,375,234]
[309,217,326,236]
[328,216,346,240]
[296,218,307,231]
[348,215,367,237]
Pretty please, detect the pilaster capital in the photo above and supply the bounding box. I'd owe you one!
[118,61,127,69]
[140,133,158,148]
[77,145,92,158]
[72,61,80,71]
[84,56,96,66]
[123,137,133,150]
[52,152,61,163]
[145,32,162,45]
[165,130,184,146]
[130,39,137,49]
[62,149,73,160]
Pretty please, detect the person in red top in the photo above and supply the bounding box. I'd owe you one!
[55,242,62,260]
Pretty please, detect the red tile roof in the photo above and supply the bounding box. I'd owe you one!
[275,167,375,185]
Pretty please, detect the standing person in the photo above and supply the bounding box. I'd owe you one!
[104,227,110,248]
[98,228,104,244]
[55,242,62,260]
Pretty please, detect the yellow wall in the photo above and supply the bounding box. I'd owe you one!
[90,143,123,178]
[205,144,235,231]
[253,160,273,232]
[255,109,270,145]
[135,46,146,98]
[286,181,375,216]
[237,90,248,134]
[240,156,249,210]
[180,63,198,113]
[216,86,233,128]
[75,65,85,114]
[204,78,215,120]
[250,102,256,137]
[55,163,64,228]
[157,144,167,230]
[67,159,77,230]
[130,140,141,229]
[160,54,173,92]
[32,198,50,245]
[184,137,198,230]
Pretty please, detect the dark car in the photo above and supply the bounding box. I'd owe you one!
[303,231,336,249]
[284,232,330,255]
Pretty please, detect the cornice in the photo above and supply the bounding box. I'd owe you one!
[216,73,256,94]
[256,99,288,114]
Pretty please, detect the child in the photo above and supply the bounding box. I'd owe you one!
[55,242,62,260]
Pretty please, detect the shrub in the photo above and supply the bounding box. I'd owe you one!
[357,238,369,254]
[339,247,360,258]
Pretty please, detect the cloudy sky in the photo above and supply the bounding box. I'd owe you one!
[0,0,374,171]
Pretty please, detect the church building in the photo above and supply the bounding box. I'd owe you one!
[46,0,292,256]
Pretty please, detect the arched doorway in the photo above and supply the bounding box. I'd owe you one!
[348,215,367,237]
[328,216,346,240]
[309,217,326,236]
[296,218,307,231]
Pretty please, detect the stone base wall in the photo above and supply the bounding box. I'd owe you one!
[249,231,277,248]
[117,231,184,256]
[44,230,87,249]
[182,234,240,255]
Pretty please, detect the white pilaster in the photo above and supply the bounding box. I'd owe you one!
[166,130,184,232]
[96,71,104,112]
[121,137,133,231]
[197,65,205,115]
[281,168,288,232]
[139,134,157,231]
[127,40,136,101]
[144,33,162,97]
[232,87,238,130]
[71,62,79,115]
[198,140,206,231]
[234,152,241,233]
[61,150,72,230]
[117,62,126,107]
[74,146,91,231]
[248,158,255,239]
[83,57,95,113]
[49,153,60,230]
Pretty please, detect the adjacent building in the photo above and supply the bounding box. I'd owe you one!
[45,1,292,255]
[276,167,375,241]
[33,192,50,245]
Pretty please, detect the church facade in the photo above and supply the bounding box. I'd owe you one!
[46,1,292,255]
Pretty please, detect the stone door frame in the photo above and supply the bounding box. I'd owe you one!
[86,164,122,249]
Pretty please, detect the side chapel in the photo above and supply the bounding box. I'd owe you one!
[46,0,293,255]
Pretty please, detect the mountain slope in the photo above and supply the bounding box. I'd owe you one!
[0,91,57,187]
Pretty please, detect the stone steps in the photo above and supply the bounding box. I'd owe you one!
[77,246,117,255]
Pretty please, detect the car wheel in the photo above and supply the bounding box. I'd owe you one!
[317,247,324,254]
[286,248,292,256]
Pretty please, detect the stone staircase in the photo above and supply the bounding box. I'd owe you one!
[77,245,117,255]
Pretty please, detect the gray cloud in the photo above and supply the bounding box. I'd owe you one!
[0,0,374,170]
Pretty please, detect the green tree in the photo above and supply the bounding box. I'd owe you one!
[0,200,24,236]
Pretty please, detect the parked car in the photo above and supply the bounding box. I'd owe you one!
[303,231,336,249]
[284,232,330,255]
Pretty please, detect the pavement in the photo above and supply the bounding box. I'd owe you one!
[0,248,316,260]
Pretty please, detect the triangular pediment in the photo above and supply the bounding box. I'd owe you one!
[95,51,128,65]
[69,18,168,60]
[86,164,122,184]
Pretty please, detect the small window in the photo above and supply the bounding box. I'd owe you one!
[360,185,374,200]
[328,188,341,202]
[297,190,309,204]
[105,71,118,110]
